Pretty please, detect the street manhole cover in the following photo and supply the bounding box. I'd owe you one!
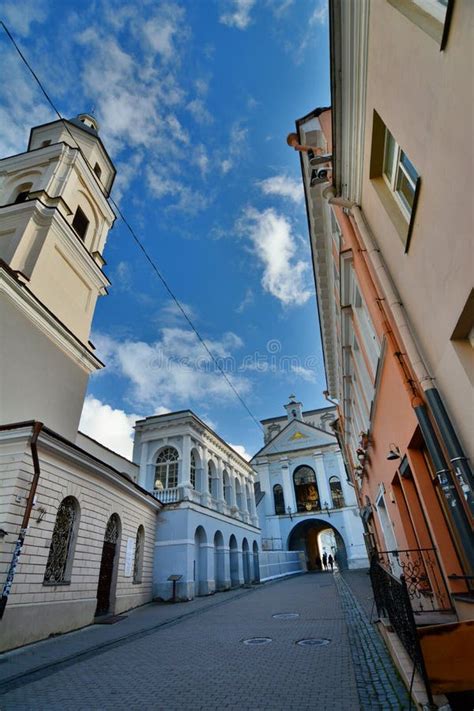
[296,638,331,647]
[242,637,272,646]
[272,613,300,620]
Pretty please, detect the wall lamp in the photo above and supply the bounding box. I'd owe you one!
[287,506,293,520]
[387,444,401,461]
[323,501,331,517]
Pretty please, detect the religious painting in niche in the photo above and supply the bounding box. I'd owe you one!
[293,465,320,512]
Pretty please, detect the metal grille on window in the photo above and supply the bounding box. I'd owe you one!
[133,526,144,584]
[44,497,77,584]
[105,513,120,543]
[155,447,179,489]
[190,451,196,489]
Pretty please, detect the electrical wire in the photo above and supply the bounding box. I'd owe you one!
[0,20,264,434]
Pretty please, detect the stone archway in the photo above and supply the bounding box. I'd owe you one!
[287,519,348,571]
[242,538,251,584]
[194,526,208,596]
[229,534,240,587]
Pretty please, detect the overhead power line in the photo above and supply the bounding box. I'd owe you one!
[0,21,264,434]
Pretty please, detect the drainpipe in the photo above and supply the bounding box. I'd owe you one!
[323,188,474,570]
[0,422,43,620]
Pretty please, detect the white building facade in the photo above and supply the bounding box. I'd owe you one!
[253,398,368,570]
[133,411,261,600]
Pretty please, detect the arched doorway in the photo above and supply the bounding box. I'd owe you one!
[229,534,240,587]
[194,526,207,596]
[287,519,347,571]
[214,530,226,591]
[96,513,121,616]
[242,538,251,584]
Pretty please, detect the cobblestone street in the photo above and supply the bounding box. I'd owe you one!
[0,573,410,710]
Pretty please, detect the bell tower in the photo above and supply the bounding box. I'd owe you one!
[0,114,117,438]
[284,394,303,421]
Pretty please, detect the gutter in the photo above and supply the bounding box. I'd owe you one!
[324,188,474,572]
[0,422,43,620]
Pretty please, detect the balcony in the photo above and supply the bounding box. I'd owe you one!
[152,485,258,526]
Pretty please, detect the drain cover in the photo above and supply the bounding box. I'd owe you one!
[242,637,272,646]
[296,638,331,647]
[272,613,300,620]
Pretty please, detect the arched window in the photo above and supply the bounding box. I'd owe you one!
[208,461,213,494]
[190,451,196,489]
[133,525,145,584]
[223,470,231,503]
[154,447,179,490]
[93,162,102,179]
[44,497,79,584]
[329,476,345,508]
[13,182,33,204]
[293,465,320,512]
[235,478,243,510]
[273,484,285,515]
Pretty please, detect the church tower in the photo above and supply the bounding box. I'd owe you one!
[0,114,116,438]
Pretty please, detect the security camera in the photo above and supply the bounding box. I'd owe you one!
[310,167,330,186]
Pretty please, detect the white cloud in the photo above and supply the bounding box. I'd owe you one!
[93,327,249,411]
[236,288,254,313]
[79,395,144,459]
[187,98,214,125]
[257,174,304,204]
[159,299,198,326]
[310,3,328,26]
[146,167,211,214]
[142,3,188,61]
[238,207,312,306]
[194,144,210,176]
[220,0,256,30]
[221,159,232,174]
[2,0,47,37]
[229,443,252,461]
[290,365,317,383]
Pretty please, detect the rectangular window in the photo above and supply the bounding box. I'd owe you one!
[382,129,420,220]
[370,111,421,250]
[72,206,89,241]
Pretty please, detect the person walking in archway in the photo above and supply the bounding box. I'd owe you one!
[328,554,334,572]
[322,551,328,570]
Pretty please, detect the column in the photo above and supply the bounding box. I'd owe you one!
[337,451,356,506]
[280,458,295,515]
[313,454,331,509]
[138,440,149,489]
[240,477,249,522]
[215,458,225,513]
[179,433,192,497]
[200,445,211,507]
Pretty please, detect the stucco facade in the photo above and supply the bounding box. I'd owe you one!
[133,411,261,600]
[253,399,367,571]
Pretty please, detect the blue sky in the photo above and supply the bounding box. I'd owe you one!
[1,0,331,460]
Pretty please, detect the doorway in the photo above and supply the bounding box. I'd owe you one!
[96,514,121,617]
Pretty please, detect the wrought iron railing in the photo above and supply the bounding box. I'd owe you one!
[375,547,453,613]
[370,557,434,706]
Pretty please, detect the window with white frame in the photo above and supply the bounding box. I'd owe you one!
[387,0,453,50]
[383,128,420,220]
[154,447,179,490]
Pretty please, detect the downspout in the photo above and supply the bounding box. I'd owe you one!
[324,188,474,571]
[0,422,43,620]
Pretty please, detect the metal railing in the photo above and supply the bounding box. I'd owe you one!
[370,556,434,706]
[375,547,453,613]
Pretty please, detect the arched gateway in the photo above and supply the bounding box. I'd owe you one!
[287,519,347,571]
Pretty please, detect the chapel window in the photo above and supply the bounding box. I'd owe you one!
[329,476,345,509]
[293,465,320,512]
[190,451,196,489]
